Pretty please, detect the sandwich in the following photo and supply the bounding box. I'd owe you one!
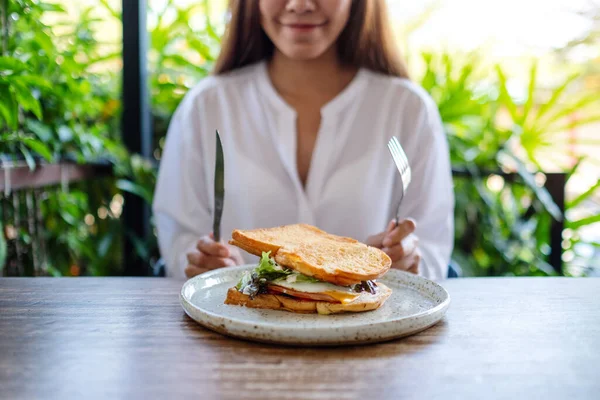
[225,224,393,315]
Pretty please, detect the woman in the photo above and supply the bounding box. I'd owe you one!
[153,0,454,280]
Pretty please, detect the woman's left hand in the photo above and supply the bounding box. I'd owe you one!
[366,219,421,274]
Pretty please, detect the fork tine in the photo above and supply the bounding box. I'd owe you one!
[388,137,411,191]
[390,137,403,158]
[387,140,399,159]
[388,140,405,171]
[392,138,408,163]
[396,145,409,172]
[388,142,405,171]
[386,137,412,223]
[390,138,407,170]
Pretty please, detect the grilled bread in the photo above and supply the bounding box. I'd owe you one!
[224,282,392,315]
[229,224,392,286]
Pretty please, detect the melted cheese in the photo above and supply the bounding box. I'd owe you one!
[271,279,360,304]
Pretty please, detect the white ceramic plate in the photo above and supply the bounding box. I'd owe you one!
[180,265,451,346]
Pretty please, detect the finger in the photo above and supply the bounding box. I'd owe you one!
[187,251,235,268]
[407,253,421,274]
[203,255,236,269]
[197,236,230,257]
[400,234,418,256]
[389,246,419,271]
[383,219,416,247]
[386,219,396,233]
[408,263,419,275]
[366,220,397,248]
[382,243,405,263]
[186,252,203,266]
[386,235,419,265]
[184,264,208,278]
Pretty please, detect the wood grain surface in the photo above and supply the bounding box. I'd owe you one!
[1,277,599,400]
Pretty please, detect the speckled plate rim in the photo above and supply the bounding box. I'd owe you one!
[180,265,451,344]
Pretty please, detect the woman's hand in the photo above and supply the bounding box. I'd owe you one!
[366,219,421,274]
[185,233,245,278]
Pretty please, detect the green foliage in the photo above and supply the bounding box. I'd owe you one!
[419,52,600,276]
[0,0,135,276]
[1,0,598,277]
[148,0,221,152]
[0,0,122,163]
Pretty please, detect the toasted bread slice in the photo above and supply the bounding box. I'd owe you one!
[224,283,392,315]
[230,224,391,286]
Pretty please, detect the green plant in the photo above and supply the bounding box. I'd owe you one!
[0,0,123,164]
[146,0,222,152]
[0,0,129,276]
[418,52,600,276]
[1,0,598,278]
[496,63,600,169]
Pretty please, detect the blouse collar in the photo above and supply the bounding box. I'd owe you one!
[254,60,368,118]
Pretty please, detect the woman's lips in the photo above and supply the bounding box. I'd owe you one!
[282,22,326,32]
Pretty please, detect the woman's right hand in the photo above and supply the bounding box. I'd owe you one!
[185,233,244,278]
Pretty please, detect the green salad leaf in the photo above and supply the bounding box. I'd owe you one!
[236,252,322,297]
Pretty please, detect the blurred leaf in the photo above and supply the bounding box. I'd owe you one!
[0,85,18,130]
[163,54,210,74]
[531,258,558,276]
[539,93,600,130]
[97,230,115,259]
[186,34,216,61]
[12,82,43,120]
[498,151,562,221]
[12,75,53,90]
[116,179,153,204]
[58,126,74,142]
[126,230,150,261]
[98,0,120,19]
[520,62,537,126]
[568,214,600,230]
[496,65,518,121]
[39,2,65,12]
[548,114,600,133]
[25,119,53,142]
[566,157,585,182]
[0,56,28,73]
[19,144,36,171]
[86,52,121,67]
[535,73,578,120]
[567,179,600,209]
[22,137,53,162]
[402,0,441,36]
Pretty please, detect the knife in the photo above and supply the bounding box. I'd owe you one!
[212,130,225,243]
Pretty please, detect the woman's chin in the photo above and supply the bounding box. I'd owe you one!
[278,46,332,62]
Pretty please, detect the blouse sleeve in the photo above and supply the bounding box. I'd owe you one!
[152,92,212,278]
[396,92,455,280]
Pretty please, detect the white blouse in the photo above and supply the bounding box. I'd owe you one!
[153,61,454,280]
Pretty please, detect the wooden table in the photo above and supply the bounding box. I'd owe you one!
[1,278,598,399]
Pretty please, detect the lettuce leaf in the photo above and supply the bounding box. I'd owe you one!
[292,273,321,283]
[253,251,291,281]
[236,251,322,297]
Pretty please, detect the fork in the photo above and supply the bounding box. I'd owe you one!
[387,136,412,227]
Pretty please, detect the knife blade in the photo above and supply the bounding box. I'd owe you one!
[212,130,225,242]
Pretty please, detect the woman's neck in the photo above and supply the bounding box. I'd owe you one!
[267,47,358,103]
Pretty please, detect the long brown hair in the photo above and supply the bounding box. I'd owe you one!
[213,0,409,79]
